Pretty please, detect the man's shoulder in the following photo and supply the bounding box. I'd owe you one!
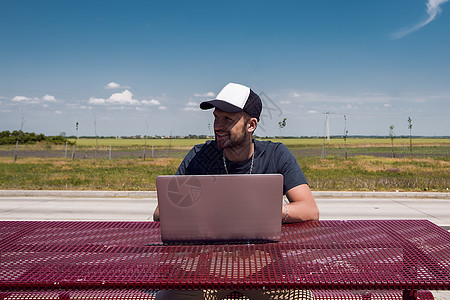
[180,139,222,175]
[191,139,218,151]
[254,139,287,153]
[186,139,221,159]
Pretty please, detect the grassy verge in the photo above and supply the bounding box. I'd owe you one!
[299,156,449,192]
[0,157,181,191]
[1,155,448,192]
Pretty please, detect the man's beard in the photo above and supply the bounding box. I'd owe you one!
[215,127,249,150]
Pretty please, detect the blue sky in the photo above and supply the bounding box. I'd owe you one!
[1,0,449,137]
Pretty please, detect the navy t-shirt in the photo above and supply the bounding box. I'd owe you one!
[176,139,308,194]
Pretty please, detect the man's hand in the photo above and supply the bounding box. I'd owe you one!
[153,205,160,221]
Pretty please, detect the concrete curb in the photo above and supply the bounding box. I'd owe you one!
[312,191,450,199]
[0,190,158,198]
[0,190,449,199]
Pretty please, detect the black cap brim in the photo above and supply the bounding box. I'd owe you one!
[200,100,243,113]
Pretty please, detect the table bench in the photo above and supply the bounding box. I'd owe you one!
[1,220,449,299]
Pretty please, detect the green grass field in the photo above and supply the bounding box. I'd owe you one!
[2,137,447,152]
[69,138,209,149]
[0,138,448,192]
[65,137,448,148]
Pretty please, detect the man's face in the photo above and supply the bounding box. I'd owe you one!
[213,108,250,150]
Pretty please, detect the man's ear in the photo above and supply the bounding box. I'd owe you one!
[247,118,258,133]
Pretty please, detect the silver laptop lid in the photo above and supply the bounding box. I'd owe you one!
[156,174,283,244]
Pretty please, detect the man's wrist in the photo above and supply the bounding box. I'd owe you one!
[282,204,289,223]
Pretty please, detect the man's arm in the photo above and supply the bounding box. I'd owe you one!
[152,145,197,222]
[282,184,319,222]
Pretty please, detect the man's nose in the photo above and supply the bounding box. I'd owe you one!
[214,120,225,131]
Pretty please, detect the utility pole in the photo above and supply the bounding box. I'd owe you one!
[71,122,78,160]
[322,112,336,141]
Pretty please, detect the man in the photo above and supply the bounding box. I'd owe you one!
[153,82,319,223]
[153,82,318,299]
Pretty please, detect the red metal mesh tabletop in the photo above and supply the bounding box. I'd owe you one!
[1,220,449,293]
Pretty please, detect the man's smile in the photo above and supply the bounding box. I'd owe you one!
[215,132,229,139]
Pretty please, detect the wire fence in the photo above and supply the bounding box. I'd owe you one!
[1,140,448,160]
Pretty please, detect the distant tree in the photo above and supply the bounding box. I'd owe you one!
[408,117,413,156]
[0,131,14,145]
[0,131,72,145]
[278,118,287,136]
[389,125,395,158]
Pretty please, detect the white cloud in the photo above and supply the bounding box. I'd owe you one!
[186,101,198,107]
[194,92,215,98]
[88,90,164,108]
[391,0,449,39]
[142,99,161,106]
[42,94,56,102]
[184,107,199,111]
[384,103,392,108]
[12,96,33,102]
[283,90,403,106]
[88,97,106,105]
[15,96,39,104]
[108,90,139,105]
[306,110,319,114]
[104,82,122,89]
[11,94,57,104]
[287,91,330,101]
[159,106,167,110]
[184,101,200,111]
[88,90,140,105]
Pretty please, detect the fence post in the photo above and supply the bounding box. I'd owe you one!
[364,139,367,155]
[321,139,327,159]
[65,142,68,158]
[109,143,112,160]
[143,145,146,161]
[71,143,75,160]
[14,140,19,162]
[403,140,405,158]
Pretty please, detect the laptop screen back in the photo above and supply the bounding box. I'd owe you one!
[156,174,283,244]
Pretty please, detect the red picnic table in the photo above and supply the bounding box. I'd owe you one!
[0,220,449,300]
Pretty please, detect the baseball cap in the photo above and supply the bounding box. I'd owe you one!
[200,83,262,120]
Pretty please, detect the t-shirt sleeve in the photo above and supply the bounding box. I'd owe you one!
[175,141,224,175]
[275,144,308,194]
[175,146,197,175]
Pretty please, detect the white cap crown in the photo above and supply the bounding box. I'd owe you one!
[215,83,250,109]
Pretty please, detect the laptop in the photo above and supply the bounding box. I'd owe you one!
[156,174,283,244]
